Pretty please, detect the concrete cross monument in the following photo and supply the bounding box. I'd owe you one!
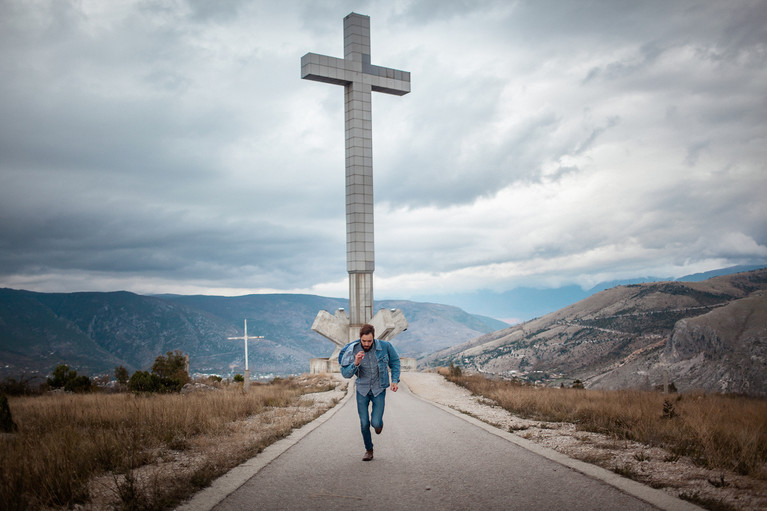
[301,13,409,372]
[227,319,263,390]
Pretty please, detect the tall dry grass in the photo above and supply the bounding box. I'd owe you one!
[447,374,767,479]
[0,376,337,510]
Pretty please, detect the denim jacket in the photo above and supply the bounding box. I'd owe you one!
[339,339,401,389]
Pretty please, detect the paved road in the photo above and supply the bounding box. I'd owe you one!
[204,382,690,511]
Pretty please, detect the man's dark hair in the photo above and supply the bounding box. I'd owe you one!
[359,323,375,337]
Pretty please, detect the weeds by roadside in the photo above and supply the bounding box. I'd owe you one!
[445,373,767,480]
[680,490,741,511]
[0,374,341,510]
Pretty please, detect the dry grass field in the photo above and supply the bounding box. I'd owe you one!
[0,375,341,510]
[444,372,767,481]
[4,370,766,511]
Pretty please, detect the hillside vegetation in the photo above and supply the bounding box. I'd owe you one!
[0,290,507,378]
[427,269,767,396]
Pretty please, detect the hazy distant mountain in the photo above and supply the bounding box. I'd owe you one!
[3,265,764,392]
[424,269,767,396]
[0,290,507,379]
[412,264,767,322]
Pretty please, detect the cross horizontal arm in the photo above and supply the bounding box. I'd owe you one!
[301,53,350,86]
[366,64,411,95]
[301,52,410,96]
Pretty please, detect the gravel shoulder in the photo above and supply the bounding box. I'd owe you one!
[401,371,767,511]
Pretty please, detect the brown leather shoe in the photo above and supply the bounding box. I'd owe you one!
[362,449,374,461]
[374,425,383,435]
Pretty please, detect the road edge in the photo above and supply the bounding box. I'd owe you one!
[175,378,355,511]
[401,379,704,511]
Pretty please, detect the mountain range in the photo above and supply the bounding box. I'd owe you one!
[412,264,767,322]
[0,290,507,379]
[2,266,765,396]
[425,268,767,396]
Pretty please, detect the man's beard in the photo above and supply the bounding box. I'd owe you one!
[362,343,372,352]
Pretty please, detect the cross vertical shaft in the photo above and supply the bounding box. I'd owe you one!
[227,319,264,389]
[344,16,375,327]
[302,13,410,336]
[346,75,374,326]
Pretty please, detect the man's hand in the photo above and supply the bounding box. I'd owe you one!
[391,382,399,392]
[354,351,365,366]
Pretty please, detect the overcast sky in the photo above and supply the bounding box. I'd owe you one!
[1,0,766,313]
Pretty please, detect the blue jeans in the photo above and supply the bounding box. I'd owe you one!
[356,390,386,451]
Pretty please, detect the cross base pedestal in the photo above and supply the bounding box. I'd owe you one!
[310,307,408,373]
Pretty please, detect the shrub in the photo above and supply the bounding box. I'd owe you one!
[114,366,129,385]
[654,382,678,393]
[157,376,185,393]
[126,351,191,393]
[0,394,17,433]
[151,350,190,391]
[47,364,91,393]
[233,374,244,383]
[662,399,677,419]
[0,376,42,396]
[128,371,160,393]
[64,375,92,393]
[47,364,73,389]
[152,350,188,380]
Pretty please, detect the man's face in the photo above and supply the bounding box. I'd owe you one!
[360,333,374,352]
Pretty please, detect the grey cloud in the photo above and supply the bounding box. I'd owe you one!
[0,202,342,288]
[582,43,665,85]
[1,0,765,299]
[707,1,767,62]
[684,141,709,166]
[182,0,248,22]
[392,0,500,25]
[573,117,620,156]
[377,81,564,206]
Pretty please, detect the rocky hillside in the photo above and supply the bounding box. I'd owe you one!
[0,290,507,379]
[425,269,767,396]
